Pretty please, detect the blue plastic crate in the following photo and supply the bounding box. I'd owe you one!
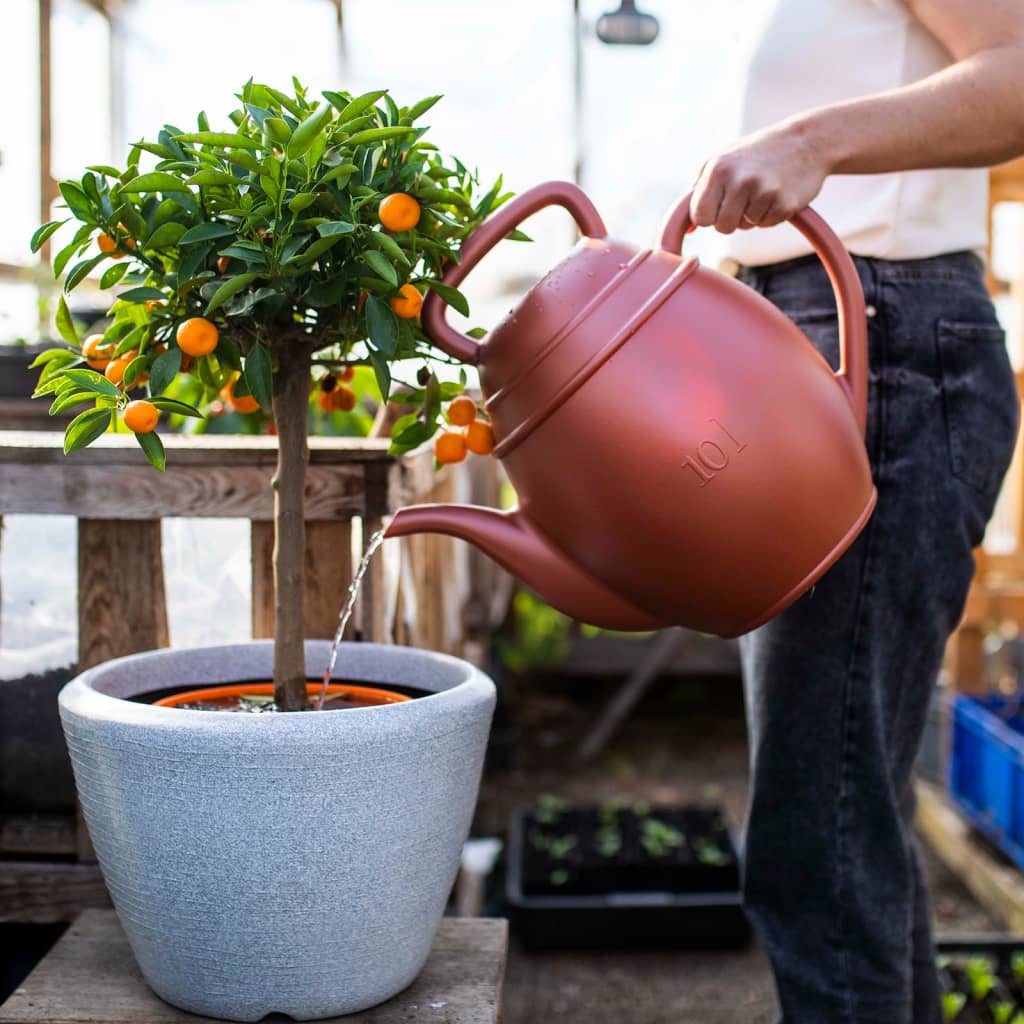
[949,695,1024,869]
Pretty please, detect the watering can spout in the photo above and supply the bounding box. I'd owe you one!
[385,504,666,632]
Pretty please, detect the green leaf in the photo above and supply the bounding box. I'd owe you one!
[405,95,443,122]
[365,295,398,355]
[424,280,470,317]
[117,286,167,303]
[368,230,410,265]
[99,262,129,289]
[315,220,355,237]
[205,272,262,314]
[63,408,111,454]
[59,367,122,397]
[286,102,331,159]
[364,251,397,287]
[243,343,273,411]
[118,172,192,193]
[64,254,107,292]
[150,396,203,417]
[58,181,93,221]
[188,169,242,188]
[368,348,392,401]
[29,347,76,369]
[179,222,236,245]
[50,388,96,415]
[87,164,121,177]
[55,296,79,345]
[326,89,388,121]
[31,219,68,252]
[149,347,181,395]
[135,430,166,471]
[318,163,358,186]
[288,193,316,214]
[173,131,260,150]
[344,126,415,148]
[146,222,187,249]
[53,239,85,277]
[288,234,343,265]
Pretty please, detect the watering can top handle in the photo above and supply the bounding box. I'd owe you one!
[660,193,869,436]
[422,181,607,365]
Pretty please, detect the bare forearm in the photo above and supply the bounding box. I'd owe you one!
[797,47,1024,176]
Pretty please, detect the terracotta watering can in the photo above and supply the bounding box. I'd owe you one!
[385,181,877,636]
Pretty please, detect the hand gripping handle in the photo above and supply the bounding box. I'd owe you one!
[422,181,607,364]
[659,193,869,435]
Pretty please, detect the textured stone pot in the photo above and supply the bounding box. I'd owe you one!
[58,640,496,1021]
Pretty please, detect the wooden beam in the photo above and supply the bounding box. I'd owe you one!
[0,862,109,924]
[916,780,1024,933]
[0,432,436,521]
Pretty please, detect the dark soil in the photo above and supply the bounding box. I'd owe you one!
[521,801,739,897]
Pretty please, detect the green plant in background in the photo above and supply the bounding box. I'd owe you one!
[965,957,996,1002]
[28,79,510,710]
[639,818,685,858]
[534,793,570,825]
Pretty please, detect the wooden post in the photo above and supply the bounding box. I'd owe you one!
[77,520,169,669]
[251,520,353,640]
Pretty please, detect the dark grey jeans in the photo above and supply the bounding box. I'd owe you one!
[736,250,1019,1024]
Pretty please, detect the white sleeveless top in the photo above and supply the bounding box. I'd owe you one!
[724,0,989,267]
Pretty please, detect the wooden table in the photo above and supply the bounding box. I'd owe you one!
[0,910,508,1024]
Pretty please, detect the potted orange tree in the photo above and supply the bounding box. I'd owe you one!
[31,80,506,1020]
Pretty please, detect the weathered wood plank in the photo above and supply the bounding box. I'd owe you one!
[0,816,76,858]
[251,520,354,641]
[0,433,438,520]
[77,520,168,669]
[916,780,1024,933]
[0,909,508,1023]
[0,863,110,924]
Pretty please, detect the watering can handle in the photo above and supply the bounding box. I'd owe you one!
[422,181,607,365]
[660,194,869,436]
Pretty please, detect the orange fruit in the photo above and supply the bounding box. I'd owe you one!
[104,356,132,386]
[434,431,467,464]
[98,224,133,258]
[82,333,113,370]
[144,299,164,313]
[466,419,496,455]
[390,283,423,320]
[221,378,260,414]
[338,365,355,382]
[176,317,219,357]
[97,233,119,256]
[335,384,356,412]
[378,193,421,232]
[123,400,158,434]
[216,256,230,274]
[317,389,335,413]
[447,395,477,426]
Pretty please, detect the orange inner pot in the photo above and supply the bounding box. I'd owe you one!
[153,682,411,709]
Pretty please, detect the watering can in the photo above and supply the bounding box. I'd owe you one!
[384,181,877,636]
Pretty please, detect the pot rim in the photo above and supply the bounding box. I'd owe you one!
[59,639,494,734]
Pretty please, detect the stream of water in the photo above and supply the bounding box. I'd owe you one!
[313,529,386,710]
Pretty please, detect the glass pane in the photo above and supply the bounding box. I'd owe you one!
[0,1,41,268]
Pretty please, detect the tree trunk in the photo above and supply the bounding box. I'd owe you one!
[272,341,312,710]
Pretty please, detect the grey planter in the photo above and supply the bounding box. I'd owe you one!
[58,640,496,1021]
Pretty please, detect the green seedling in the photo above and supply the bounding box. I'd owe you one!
[631,800,651,818]
[546,835,577,859]
[993,1001,1017,1024]
[965,956,996,1001]
[640,818,684,858]
[596,825,622,857]
[1011,951,1024,980]
[693,836,730,866]
[549,869,569,886]
[942,991,966,1022]
[598,797,625,825]
[534,793,570,825]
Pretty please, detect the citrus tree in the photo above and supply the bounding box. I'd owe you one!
[29,79,510,710]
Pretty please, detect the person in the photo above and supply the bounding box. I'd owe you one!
[688,1,1024,1021]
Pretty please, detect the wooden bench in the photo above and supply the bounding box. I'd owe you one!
[0,910,508,1024]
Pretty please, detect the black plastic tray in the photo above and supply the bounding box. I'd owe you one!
[504,804,750,951]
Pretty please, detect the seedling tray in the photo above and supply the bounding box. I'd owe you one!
[936,934,1024,1023]
[504,801,749,950]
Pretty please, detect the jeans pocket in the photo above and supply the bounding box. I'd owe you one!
[936,318,1020,499]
